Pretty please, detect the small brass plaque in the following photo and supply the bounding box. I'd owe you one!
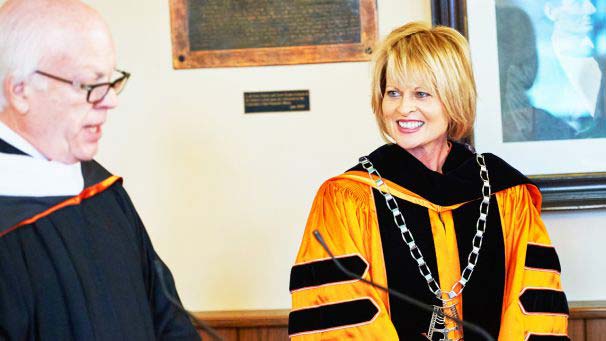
[244,90,310,113]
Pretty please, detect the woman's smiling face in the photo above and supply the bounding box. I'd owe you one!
[381,76,449,156]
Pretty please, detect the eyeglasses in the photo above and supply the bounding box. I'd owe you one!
[34,69,131,104]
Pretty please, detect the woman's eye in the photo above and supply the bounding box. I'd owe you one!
[386,90,400,97]
[416,91,430,98]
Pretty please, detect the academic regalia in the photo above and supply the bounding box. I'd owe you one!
[289,142,569,340]
[0,138,200,341]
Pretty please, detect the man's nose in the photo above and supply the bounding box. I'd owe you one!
[95,88,119,109]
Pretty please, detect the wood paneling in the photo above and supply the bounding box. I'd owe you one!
[193,301,606,340]
[199,328,238,340]
[195,309,289,328]
[239,327,289,341]
[587,319,606,341]
[569,319,585,340]
[194,310,289,341]
[571,301,606,319]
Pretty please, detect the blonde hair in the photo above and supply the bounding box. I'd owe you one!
[370,22,476,141]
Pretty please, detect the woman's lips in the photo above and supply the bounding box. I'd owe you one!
[397,119,424,133]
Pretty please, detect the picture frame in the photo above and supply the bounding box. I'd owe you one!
[168,0,378,68]
[431,0,606,210]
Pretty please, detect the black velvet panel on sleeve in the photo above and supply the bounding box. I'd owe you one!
[289,255,368,292]
[288,298,379,336]
[519,289,569,314]
[525,244,562,272]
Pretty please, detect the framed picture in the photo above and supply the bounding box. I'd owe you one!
[169,0,378,68]
[431,0,606,210]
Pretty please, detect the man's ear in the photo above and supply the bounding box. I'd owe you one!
[3,75,30,114]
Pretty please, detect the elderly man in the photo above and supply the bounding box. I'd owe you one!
[0,0,200,340]
[526,0,604,137]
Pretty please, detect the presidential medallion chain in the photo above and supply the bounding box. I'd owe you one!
[358,154,491,301]
[359,154,491,340]
[427,302,460,341]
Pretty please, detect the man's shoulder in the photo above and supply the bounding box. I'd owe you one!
[82,160,115,186]
[0,160,125,237]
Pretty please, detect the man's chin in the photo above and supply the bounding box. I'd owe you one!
[71,144,99,163]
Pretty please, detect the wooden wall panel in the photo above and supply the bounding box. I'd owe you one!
[193,301,605,340]
[239,327,289,341]
[569,319,585,340]
[199,328,238,340]
[587,319,606,341]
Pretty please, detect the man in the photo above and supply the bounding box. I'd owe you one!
[526,0,604,137]
[496,5,577,142]
[0,0,200,339]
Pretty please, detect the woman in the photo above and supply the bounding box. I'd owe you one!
[288,22,569,340]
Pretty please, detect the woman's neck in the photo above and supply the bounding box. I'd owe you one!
[407,139,452,174]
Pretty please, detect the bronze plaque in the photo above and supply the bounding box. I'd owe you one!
[244,90,310,114]
[169,0,377,68]
[188,2,361,50]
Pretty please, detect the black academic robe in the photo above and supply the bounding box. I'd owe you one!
[0,138,200,341]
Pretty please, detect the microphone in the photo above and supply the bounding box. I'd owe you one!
[312,230,495,341]
[154,260,224,341]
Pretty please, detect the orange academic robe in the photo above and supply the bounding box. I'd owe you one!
[289,143,568,340]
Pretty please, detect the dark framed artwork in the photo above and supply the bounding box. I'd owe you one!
[432,0,606,210]
[169,0,378,68]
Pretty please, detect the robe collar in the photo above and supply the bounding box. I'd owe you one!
[0,137,84,197]
[347,142,533,207]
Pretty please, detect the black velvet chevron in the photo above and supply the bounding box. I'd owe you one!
[525,244,561,272]
[520,289,569,314]
[288,298,379,336]
[289,255,368,291]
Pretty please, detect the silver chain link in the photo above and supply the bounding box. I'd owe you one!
[359,154,491,301]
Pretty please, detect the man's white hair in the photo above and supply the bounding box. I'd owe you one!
[0,1,54,111]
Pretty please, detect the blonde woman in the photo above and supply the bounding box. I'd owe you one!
[289,22,569,340]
